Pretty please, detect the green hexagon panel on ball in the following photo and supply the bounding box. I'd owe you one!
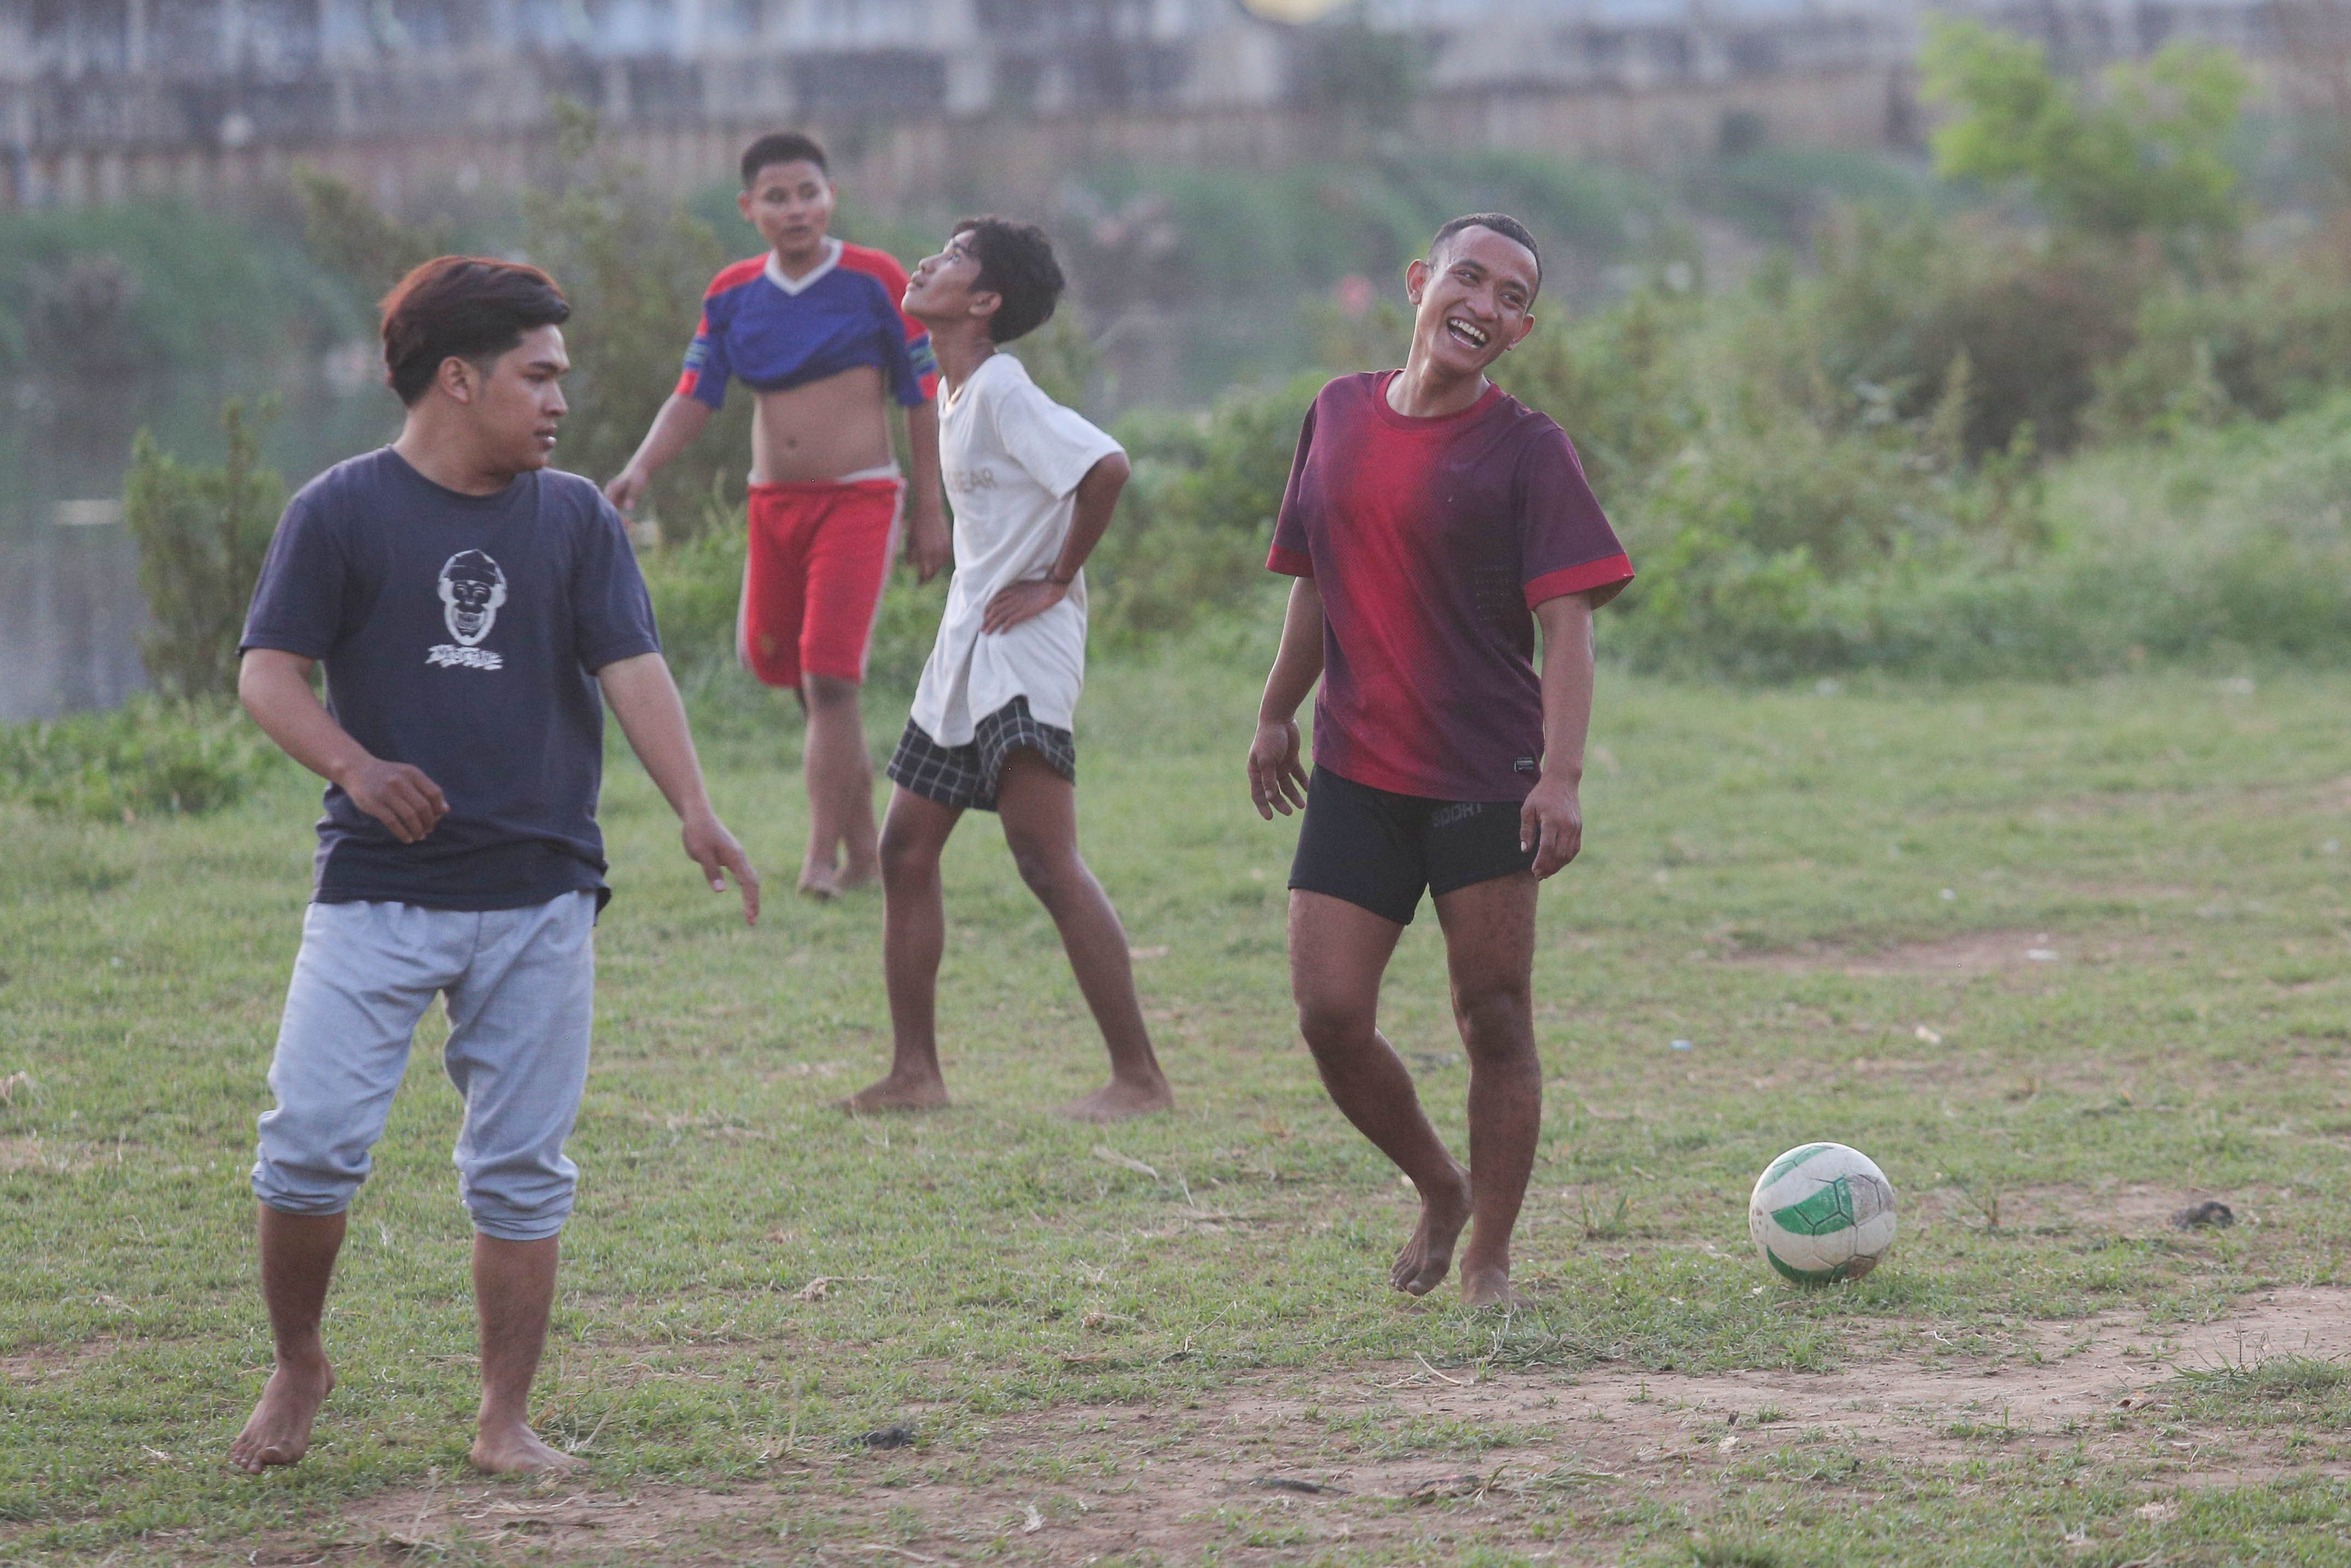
[1748,1141,1898,1285]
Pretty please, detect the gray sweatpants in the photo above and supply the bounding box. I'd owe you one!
[251,892,596,1242]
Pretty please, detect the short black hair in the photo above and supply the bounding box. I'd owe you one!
[379,256,570,406]
[741,132,828,187]
[1431,213,1542,291]
[953,216,1065,344]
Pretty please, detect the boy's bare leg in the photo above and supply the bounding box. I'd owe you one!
[1432,873,1542,1307]
[1288,891,1474,1295]
[996,751,1174,1122]
[230,1206,344,1472]
[846,786,960,1112]
[469,1234,579,1473]
[798,674,880,898]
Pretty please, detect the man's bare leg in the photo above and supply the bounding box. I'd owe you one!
[997,751,1174,1122]
[798,673,880,898]
[1288,891,1474,1295]
[230,1206,344,1473]
[846,786,960,1112]
[1432,873,1542,1307]
[469,1233,579,1473]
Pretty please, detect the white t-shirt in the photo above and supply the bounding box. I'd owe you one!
[908,352,1123,746]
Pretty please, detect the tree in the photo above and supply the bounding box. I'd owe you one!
[124,399,286,699]
[1921,19,2249,259]
[521,99,745,538]
[293,108,747,538]
[293,163,450,299]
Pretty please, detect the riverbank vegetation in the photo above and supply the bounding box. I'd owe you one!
[11,22,2351,805]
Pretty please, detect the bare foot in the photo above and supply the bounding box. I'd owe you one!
[229,1354,334,1473]
[835,857,880,893]
[841,1071,950,1113]
[797,863,840,902]
[470,1420,582,1475]
[1059,1076,1176,1123]
[1390,1162,1472,1295]
[1459,1264,1526,1308]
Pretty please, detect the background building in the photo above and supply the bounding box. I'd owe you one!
[0,0,2282,210]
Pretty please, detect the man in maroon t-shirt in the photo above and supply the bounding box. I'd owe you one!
[1246,214,1632,1307]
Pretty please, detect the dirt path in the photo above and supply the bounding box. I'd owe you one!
[186,1288,2351,1565]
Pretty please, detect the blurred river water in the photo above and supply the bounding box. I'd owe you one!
[2,368,396,722]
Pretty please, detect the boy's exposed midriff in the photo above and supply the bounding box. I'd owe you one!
[751,364,895,482]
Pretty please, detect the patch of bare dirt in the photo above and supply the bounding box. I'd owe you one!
[1726,929,2186,980]
[0,1135,98,1173]
[1907,1182,2266,1238]
[168,1290,2351,1566]
[0,1336,120,1384]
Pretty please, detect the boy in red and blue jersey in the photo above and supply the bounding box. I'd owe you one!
[610,133,948,899]
[1247,215,1631,1308]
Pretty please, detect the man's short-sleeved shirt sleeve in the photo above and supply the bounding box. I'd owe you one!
[1266,372,1632,802]
[993,375,1123,499]
[837,244,939,408]
[238,450,660,911]
[571,496,662,672]
[1267,398,1319,579]
[243,486,352,661]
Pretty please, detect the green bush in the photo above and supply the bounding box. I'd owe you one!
[124,399,286,699]
[0,697,279,821]
[293,163,451,299]
[1601,388,2351,680]
[1695,212,2142,459]
[2091,257,2351,437]
[1498,289,1699,502]
[522,101,754,539]
[293,107,752,539]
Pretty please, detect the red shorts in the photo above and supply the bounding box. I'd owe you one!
[738,478,902,687]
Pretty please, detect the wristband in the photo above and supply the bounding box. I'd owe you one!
[1047,570,1075,586]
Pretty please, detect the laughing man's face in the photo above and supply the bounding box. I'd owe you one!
[1405,226,1539,379]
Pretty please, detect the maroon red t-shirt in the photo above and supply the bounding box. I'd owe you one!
[1268,372,1632,802]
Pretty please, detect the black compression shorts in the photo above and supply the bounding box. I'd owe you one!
[1288,766,1536,927]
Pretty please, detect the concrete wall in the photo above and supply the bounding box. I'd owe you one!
[4,64,1915,215]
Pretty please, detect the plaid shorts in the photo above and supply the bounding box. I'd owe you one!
[886,695,1076,812]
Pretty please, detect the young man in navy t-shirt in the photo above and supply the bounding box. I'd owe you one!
[1247,215,1632,1308]
[231,257,759,1475]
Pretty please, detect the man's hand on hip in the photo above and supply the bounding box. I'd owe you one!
[981,579,1067,633]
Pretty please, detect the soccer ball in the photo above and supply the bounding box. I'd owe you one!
[1748,1142,1897,1285]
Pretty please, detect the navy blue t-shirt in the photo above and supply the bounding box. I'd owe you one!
[240,448,661,910]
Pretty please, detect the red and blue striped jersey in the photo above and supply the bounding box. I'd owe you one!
[676,240,939,410]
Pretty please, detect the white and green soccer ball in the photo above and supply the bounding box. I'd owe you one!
[1748,1142,1897,1286]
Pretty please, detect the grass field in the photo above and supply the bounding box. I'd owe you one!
[8,598,2351,1564]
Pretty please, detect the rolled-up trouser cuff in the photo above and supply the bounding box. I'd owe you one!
[253,1190,354,1218]
[466,1202,572,1242]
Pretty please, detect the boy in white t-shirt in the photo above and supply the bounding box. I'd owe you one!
[843,217,1174,1122]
